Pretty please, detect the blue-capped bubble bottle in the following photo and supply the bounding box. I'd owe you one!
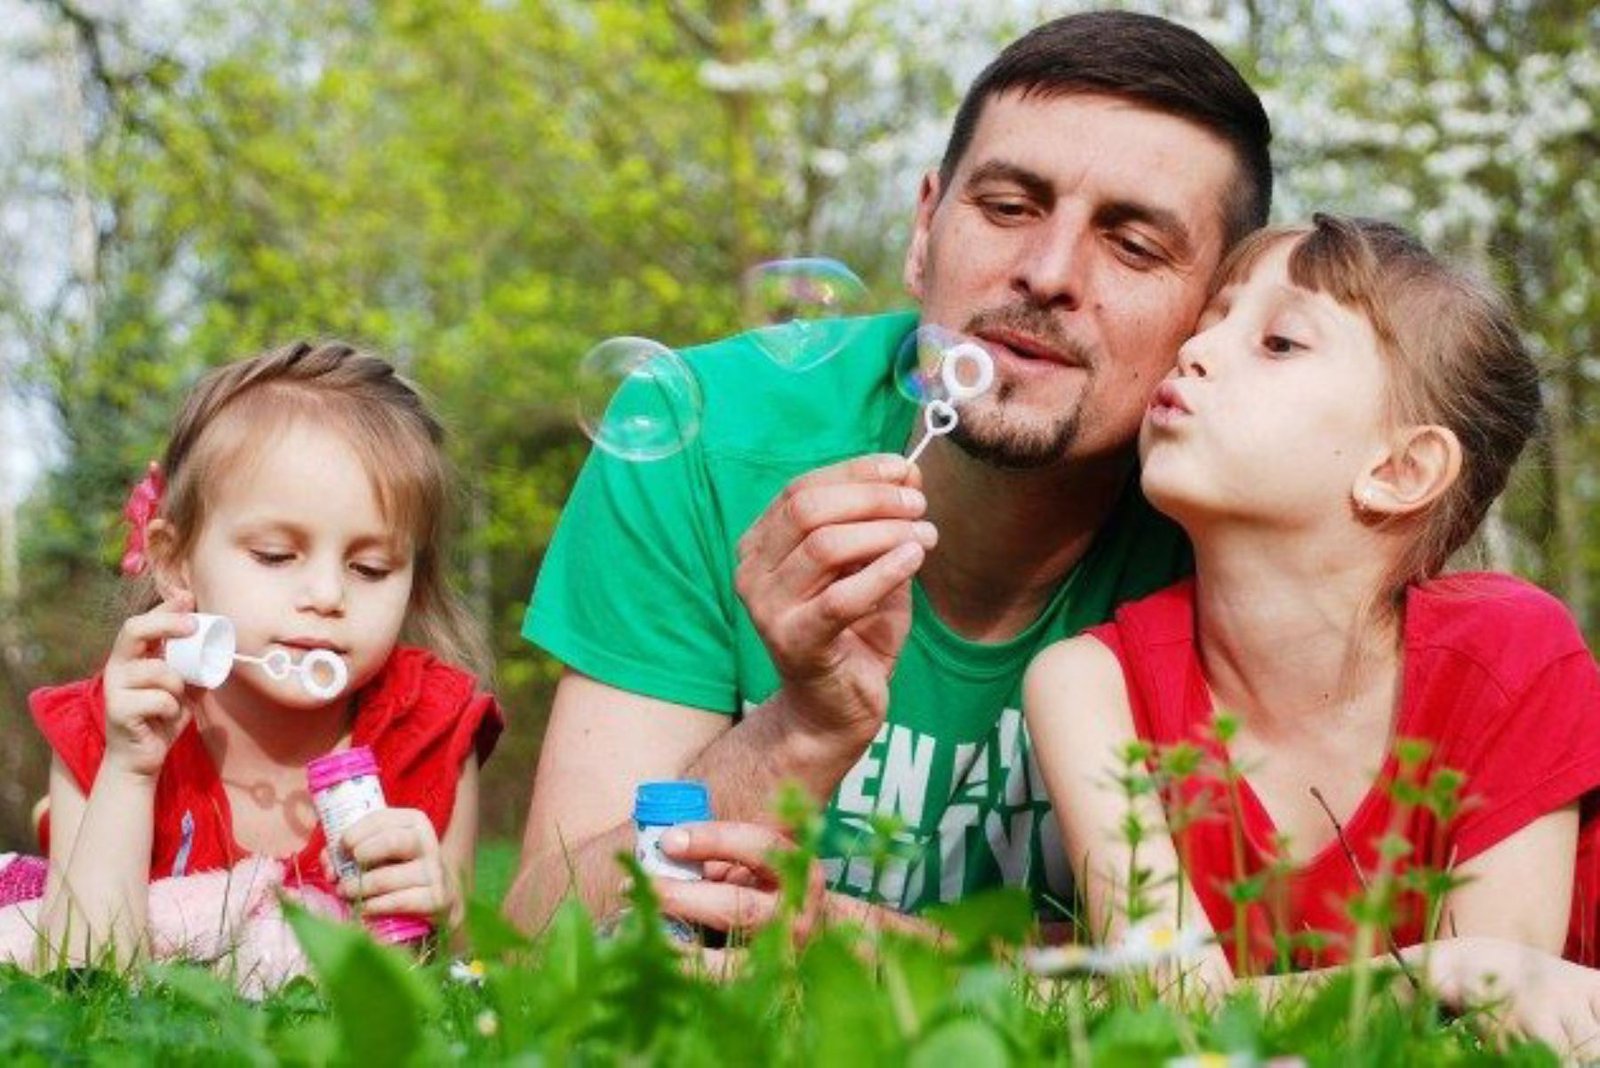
[633,780,712,880]
[633,780,714,943]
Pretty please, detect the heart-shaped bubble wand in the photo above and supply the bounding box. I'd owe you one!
[904,339,995,464]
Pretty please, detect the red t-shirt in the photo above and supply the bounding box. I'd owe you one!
[1088,573,1600,970]
[29,646,502,893]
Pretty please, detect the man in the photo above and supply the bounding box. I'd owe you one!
[506,10,1272,933]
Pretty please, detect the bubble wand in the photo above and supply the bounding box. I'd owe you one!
[904,339,995,463]
[165,614,350,701]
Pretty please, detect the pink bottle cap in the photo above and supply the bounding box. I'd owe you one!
[367,914,432,945]
[306,746,379,794]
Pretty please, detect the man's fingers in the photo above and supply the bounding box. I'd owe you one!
[766,519,936,603]
[703,860,763,888]
[654,878,778,933]
[739,455,919,566]
[659,821,793,874]
[776,542,924,658]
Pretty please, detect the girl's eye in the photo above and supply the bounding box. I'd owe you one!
[351,563,393,581]
[1263,334,1306,357]
[250,549,293,566]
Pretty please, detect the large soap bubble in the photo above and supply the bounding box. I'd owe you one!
[740,257,871,371]
[574,337,704,462]
[894,323,996,405]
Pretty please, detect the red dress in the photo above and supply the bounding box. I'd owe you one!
[1088,573,1600,969]
[29,646,502,894]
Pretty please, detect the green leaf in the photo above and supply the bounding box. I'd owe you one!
[283,902,439,1066]
[800,932,894,1064]
[142,962,240,1018]
[924,888,1034,960]
[463,897,533,959]
[908,1017,1010,1068]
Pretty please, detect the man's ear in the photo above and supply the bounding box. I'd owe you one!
[1352,424,1463,518]
[144,519,191,600]
[902,170,942,301]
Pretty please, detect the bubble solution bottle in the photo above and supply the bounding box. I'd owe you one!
[633,780,717,944]
[305,746,432,946]
[633,781,712,880]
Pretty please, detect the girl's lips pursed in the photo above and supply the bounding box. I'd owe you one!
[1146,380,1193,427]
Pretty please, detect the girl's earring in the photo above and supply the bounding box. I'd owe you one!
[1357,486,1376,513]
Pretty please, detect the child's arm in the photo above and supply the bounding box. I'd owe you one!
[39,599,195,966]
[336,755,479,933]
[1024,637,1600,1054]
[1441,806,1578,951]
[1022,636,1232,989]
[440,756,480,911]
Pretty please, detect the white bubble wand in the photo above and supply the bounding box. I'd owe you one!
[905,341,995,463]
[165,614,350,701]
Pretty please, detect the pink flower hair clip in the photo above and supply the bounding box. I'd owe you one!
[120,461,166,577]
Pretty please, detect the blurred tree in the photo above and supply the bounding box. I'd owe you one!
[0,0,970,843]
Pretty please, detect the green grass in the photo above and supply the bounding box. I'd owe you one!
[0,840,1565,1065]
[0,837,1561,1061]
[473,839,520,910]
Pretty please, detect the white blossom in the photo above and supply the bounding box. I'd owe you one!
[698,60,785,94]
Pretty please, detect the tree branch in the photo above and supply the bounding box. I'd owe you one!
[666,0,720,55]
[1425,0,1508,67]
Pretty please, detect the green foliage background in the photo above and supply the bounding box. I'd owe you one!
[1,0,1596,852]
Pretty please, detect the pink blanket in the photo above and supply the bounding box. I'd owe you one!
[0,854,349,997]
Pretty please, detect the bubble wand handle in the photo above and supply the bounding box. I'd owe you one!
[906,400,959,464]
[234,648,350,700]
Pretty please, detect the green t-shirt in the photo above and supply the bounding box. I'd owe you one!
[524,311,1189,913]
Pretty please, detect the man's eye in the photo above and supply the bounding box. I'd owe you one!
[250,550,293,566]
[980,198,1033,222]
[1111,233,1162,266]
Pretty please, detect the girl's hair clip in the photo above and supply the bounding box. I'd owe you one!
[120,461,166,577]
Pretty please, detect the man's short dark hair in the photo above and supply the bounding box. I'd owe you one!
[939,11,1272,248]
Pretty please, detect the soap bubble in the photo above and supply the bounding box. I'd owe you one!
[894,323,995,405]
[574,337,703,462]
[741,257,871,371]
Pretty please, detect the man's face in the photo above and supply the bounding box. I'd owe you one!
[903,91,1240,470]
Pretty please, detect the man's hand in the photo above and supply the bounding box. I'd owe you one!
[652,821,826,945]
[735,454,935,754]
[333,808,461,928]
[651,821,938,948]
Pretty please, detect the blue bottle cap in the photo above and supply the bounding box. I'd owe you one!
[633,780,712,826]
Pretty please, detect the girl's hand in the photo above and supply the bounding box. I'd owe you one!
[334,808,460,927]
[1425,937,1600,1059]
[101,593,197,780]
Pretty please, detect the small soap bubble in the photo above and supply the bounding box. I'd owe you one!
[575,337,703,462]
[894,323,994,405]
[740,257,871,371]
